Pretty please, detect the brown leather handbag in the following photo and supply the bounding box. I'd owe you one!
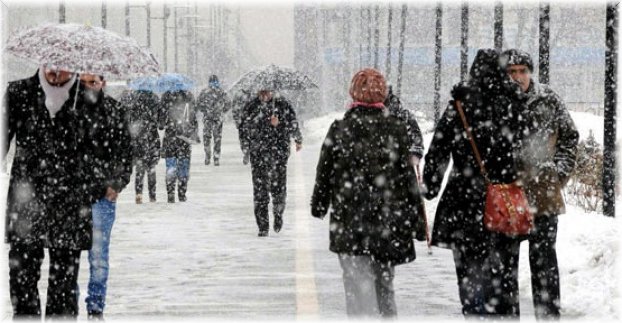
[454,100,533,236]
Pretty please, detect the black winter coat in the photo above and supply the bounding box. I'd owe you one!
[311,106,422,265]
[158,90,198,159]
[423,49,526,250]
[126,90,161,162]
[196,87,230,123]
[384,91,424,158]
[3,72,96,249]
[81,91,133,198]
[239,97,302,160]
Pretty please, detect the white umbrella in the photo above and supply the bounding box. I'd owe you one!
[4,23,160,78]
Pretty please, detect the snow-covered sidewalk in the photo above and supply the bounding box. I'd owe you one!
[1,119,619,321]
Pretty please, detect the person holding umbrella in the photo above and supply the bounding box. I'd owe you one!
[77,73,133,319]
[158,89,199,203]
[3,22,160,319]
[3,66,98,318]
[239,89,302,236]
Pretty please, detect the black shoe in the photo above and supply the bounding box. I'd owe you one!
[87,311,104,320]
[205,158,211,165]
[149,196,157,203]
[214,159,220,166]
[178,195,187,202]
[258,230,269,237]
[274,217,283,233]
[167,195,175,203]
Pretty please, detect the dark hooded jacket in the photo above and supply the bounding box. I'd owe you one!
[158,90,198,159]
[311,105,422,265]
[517,80,579,215]
[80,89,133,199]
[423,49,527,249]
[126,90,161,163]
[239,96,302,160]
[3,72,97,249]
[196,86,230,124]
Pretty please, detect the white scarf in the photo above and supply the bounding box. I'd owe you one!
[38,67,77,119]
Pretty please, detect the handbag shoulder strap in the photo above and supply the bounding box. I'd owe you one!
[454,100,490,183]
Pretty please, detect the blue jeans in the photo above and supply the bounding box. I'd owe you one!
[165,158,190,199]
[85,198,117,313]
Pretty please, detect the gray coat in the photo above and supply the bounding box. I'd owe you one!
[518,80,579,216]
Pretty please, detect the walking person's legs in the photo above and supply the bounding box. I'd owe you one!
[451,243,491,317]
[488,233,521,318]
[147,159,158,202]
[203,120,214,165]
[45,248,82,318]
[85,198,117,317]
[165,157,178,203]
[338,254,380,318]
[213,121,223,165]
[250,154,270,236]
[529,215,561,320]
[134,159,146,204]
[270,158,288,233]
[374,262,397,318]
[8,242,44,318]
[177,157,191,201]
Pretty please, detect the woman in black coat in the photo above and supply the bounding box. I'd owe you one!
[422,49,525,317]
[127,90,161,203]
[158,90,198,203]
[311,69,421,318]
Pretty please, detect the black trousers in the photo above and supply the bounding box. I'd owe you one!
[488,232,522,318]
[203,119,223,162]
[135,157,158,199]
[529,215,561,320]
[451,242,492,317]
[9,243,82,319]
[250,153,288,231]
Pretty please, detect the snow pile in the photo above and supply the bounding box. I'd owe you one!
[302,111,344,144]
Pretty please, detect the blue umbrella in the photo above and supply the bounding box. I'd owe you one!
[127,73,195,93]
[128,75,159,91]
[156,73,195,93]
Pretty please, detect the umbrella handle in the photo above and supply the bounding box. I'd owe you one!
[71,74,80,113]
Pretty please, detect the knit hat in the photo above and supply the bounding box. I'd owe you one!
[349,68,387,104]
[501,49,534,71]
[208,74,220,88]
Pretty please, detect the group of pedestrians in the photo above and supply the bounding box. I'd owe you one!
[3,47,577,320]
[311,48,578,319]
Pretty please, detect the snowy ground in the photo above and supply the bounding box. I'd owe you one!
[0,111,620,321]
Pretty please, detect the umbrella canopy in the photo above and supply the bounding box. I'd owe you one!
[228,64,318,95]
[155,73,195,93]
[127,73,195,93]
[128,76,159,91]
[4,23,159,78]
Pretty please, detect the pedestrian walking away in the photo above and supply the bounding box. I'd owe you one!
[239,89,303,236]
[77,73,133,319]
[196,75,231,166]
[422,49,528,318]
[126,89,161,203]
[159,89,199,203]
[311,68,423,319]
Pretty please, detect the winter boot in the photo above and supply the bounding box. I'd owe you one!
[135,194,143,204]
[205,157,211,166]
[274,215,283,233]
[258,230,269,237]
[214,158,220,166]
[149,196,157,203]
[167,194,175,203]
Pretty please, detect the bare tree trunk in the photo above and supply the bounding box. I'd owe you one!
[396,4,407,97]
